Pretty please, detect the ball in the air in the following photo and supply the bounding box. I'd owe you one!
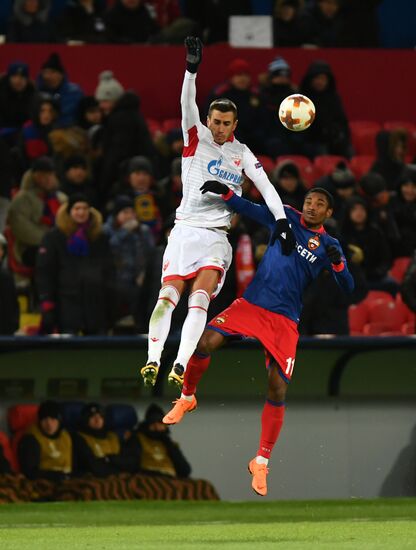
[279,94,315,132]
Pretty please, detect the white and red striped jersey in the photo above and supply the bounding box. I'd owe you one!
[175,71,286,229]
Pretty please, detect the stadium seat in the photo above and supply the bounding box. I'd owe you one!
[367,301,407,327]
[146,118,162,138]
[348,302,369,335]
[276,155,317,188]
[61,401,85,431]
[349,121,381,155]
[365,290,394,307]
[362,322,403,336]
[7,404,39,434]
[276,155,312,170]
[389,257,412,283]
[349,155,375,179]
[0,431,17,472]
[162,118,182,133]
[383,121,416,157]
[106,404,138,437]
[395,294,416,334]
[314,155,349,177]
[3,227,34,279]
[257,155,275,176]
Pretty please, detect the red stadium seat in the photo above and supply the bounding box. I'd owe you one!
[395,293,416,325]
[349,121,381,155]
[257,155,275,176]
[276,155,312,170]
[0,431,17,472]
[348,302,369,335]
[362,322,403,336]
[349,155,375,179]
[383,121,416,157]
[367,301,407,327]
[389,257,412,283]
[314,155,349,177]
[146,118,162,138]
[162,118,182,133]
[8,404,39,434]
[276,155,316,188]
[365,290,394,307]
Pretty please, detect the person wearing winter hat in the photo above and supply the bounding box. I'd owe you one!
[272,161,307,211]
[37,52,84,127]
[0,60,38,131]
[18,400,73,481]
[6,0,57,44]
[314,162,357,224]
[35,191,113,335]
[95,70,125,116]
[61,155,97,206]
[73,402,133,477]
[124,403,191,478]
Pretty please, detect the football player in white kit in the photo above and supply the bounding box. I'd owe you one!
[141,37,295,389]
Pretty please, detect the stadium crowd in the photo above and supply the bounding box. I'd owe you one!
[0,1,414,338]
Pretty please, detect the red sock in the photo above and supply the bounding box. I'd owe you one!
[182,352,211,396]
[257,399,285,459]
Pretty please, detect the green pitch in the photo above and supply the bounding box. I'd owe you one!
[0,499,415,550]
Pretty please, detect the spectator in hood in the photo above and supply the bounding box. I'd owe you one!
[300,60,351,158]
[0,233,19,335]
[0,61,38,131]
[125,404,191,478]
[58,0,107,44]
[271,161,306,212]
[370,129,407,191]
[37,52,84,127]
[6,0,57,43]
[390,169,416,257]
[104,0,159,44]
[315,162,357,224]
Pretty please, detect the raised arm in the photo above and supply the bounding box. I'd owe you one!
[181,37,203,136]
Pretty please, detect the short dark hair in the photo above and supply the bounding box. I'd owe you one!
[208,98,238,120]
[305,187,334,209]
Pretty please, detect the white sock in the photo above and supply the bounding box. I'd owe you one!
[174,290,210,369]
[180,393,194,402]
[147,285,180,365]
[255,456,269,466]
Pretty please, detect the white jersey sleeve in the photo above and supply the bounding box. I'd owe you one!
[181,70,210,143]
[242,145,286,220]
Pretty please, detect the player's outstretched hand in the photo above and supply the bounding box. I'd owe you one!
[271,218,296,255]
[326,245,342,265]
[200,180,229,195]
[185,36,203,73]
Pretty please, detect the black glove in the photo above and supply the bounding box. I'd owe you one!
[326,245,343,265]
[271,218,296,255]
[200,180,229,195]
[185,36,203,73]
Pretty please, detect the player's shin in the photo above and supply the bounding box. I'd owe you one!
[181,352,211,398]
[146,285,180,366]
[256,399,285,465]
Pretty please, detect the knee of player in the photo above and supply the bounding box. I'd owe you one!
[268,366,288,401]
[197,330,216,354]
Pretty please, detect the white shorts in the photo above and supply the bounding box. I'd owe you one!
[161,224,232,298]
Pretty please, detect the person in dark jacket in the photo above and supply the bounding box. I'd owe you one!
[36,193,114,334]
[370,129,407,191]
[273,0,315,47]
[72,402,134,477]
[303,0,344,47]
[21,95,60,164]
[401,252,416,314]
[204,58,267,154]
[36,52,84,128]
[390,170,416,257]
[0,233,19,335]
[125,404,191,478]
[18,400,73,481]
[341,196,397,294]
[104,0,158,43]
[60,155,97,207]
[0,62,38,132]
[58,0,107,44]
[6,0,57,43]
[300,60,351,158]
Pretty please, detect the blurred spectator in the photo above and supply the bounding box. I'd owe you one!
[147,0,197,44]
[0,138,18,233]
[271,161,307,211]
[390,169,416,257]
[0,233,19,335]
[36,194,114,334]
[77,96,102,131]
[371,130,407,191]
[8,156,65,267]
[0,443,12,474]
[72,403,133,477]
[37,52,84,128]
[401,252,416,313]
[6,0,56,43]
[273,0,314,47]
[336,0,381,48]
[155,127,183,178]
[115,156,162,242]
[341,197,397,294]
[22,96,60,163]
[184,0,252,44]
[315,162,357,224]
[125,404,191,478]
[204,58,267,154]
[94,71,155,201]
[58,0,107,44]
[155,157,182,220]
[104,0,158,44]
[259,57,304,157]
[0,62,37,131]
[60,155,97,206]
[103,195,155,331]
[18,401,73,481]
[300,60,351,158]
[305,0,344,47]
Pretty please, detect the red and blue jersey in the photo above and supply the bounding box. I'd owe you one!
[223,191,354,324]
